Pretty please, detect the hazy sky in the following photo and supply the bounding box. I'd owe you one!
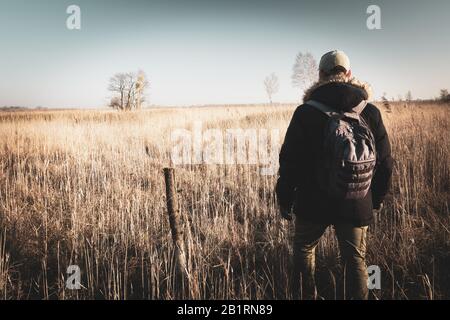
[0,0,449,107]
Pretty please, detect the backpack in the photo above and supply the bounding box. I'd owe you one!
[306,99,377,200]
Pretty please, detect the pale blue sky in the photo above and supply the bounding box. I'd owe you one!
[0,0,449,107]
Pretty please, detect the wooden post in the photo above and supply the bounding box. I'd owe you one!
[163,168,189,295]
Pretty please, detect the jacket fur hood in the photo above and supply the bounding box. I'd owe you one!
[303,75,373,103]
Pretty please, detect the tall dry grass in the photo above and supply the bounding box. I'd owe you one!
[0,102,448,299]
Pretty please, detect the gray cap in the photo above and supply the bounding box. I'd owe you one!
[319,50,350,73]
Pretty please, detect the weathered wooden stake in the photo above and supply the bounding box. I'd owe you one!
[163,168,189,294]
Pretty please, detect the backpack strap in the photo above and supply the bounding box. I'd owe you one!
[305,100,339,117]
[352,100,368,115]
[306,99,368,119]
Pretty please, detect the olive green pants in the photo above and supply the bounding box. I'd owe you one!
[292,219,369,300]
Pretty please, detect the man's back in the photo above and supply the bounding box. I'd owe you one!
[276,76,394,226]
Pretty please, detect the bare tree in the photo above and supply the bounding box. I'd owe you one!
[292,52,318,91]
[108,73,127,110]
[440,89,450,102]
[108,71,149,111]
[135,70,149,110]
[405,90,413,102]
[124,72,136,110]
[264,73,279,104]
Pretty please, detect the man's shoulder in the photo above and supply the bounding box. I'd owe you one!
[293,102,320,117]
[362,102,382,123]
[364,102,381,114]
[293,101,382,120]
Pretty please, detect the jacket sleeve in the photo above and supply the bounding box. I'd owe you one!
[371,108,394,208]
[276,107,306,209]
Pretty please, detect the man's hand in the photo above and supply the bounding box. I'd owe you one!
[280,205,292,221]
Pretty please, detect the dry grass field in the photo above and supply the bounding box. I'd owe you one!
[0,102,449,300]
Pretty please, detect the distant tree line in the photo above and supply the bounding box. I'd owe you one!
[107,62,448,110]
[399,89,450,103]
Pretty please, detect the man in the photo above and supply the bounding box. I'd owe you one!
[276,50,393,300]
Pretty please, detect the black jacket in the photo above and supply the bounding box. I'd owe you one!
[276,78,394,226]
